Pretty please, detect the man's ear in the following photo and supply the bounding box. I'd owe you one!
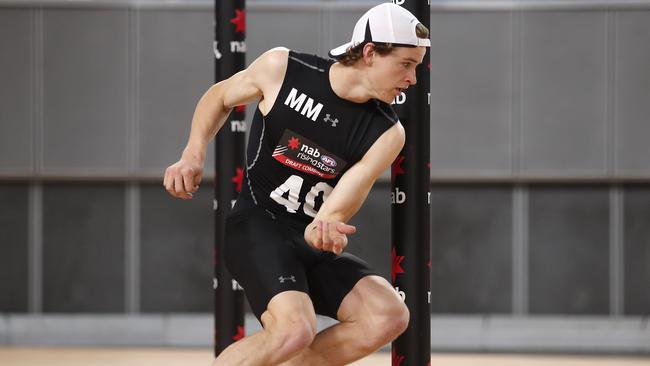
[362,43,376,65]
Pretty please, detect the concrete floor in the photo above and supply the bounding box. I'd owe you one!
[1,348,649,366]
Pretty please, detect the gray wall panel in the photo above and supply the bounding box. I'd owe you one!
[0,184,29,312]
[615,12,650,175]
[42,184,125,312]
[42,9,129,172]
[520,12,607,176]
[431,185,512,313]
[2,1,650,338]
[137,10,214,175]
[529,186,609,314]
[0,9,33,173]
[430,12,513,177]
[140,184,213,312]
[247,9,320,60]
[326,9,363,58]
[623,186,650,315]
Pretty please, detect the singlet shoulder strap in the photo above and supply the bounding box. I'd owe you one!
[287,50,328,73]
[373,100,399,124]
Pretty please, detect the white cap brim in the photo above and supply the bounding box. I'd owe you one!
[328,42,354,58]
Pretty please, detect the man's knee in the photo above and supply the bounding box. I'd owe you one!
[262,292,317,358]
[381,300,410,338]
[358,299,409,351]
[264,313,316,357]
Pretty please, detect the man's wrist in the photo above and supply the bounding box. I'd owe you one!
[182,146,206,163]
[313,213,346,225]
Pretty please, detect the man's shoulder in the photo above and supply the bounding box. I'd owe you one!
[253,47,290,72]
[245,47,290,92]
[286,50,332,72]
[251,48,330,75]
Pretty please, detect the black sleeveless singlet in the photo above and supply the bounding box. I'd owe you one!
[232,50,398,225]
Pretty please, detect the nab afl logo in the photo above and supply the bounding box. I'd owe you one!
[320,155,337,167]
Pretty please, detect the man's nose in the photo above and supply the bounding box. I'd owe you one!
[407,69,417,85]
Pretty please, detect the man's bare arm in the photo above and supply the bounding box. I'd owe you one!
[305,122,406,253]
[164,47,288,200]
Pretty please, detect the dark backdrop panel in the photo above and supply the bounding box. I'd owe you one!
[140,184,213,312]
[430,185,512,313]
[42,184,125,312]
[529,186,609,314]
[347,183,391,281]
[624,185,650,315]
[0,184,29,312]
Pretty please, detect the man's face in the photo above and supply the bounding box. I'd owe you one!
[367,45,427,104]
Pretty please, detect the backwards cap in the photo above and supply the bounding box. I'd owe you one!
[329,3,430,58]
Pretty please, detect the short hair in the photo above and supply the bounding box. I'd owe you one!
[335,23,429,66]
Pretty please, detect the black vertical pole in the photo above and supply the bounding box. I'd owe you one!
[214,0,246,357]
[390,0,431,365]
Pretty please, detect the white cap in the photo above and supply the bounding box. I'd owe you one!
[329,3,431,58]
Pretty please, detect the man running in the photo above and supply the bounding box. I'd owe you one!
[164,3,429,365]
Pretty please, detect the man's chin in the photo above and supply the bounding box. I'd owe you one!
[379,95,395,104]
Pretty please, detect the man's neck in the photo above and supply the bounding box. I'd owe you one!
[329,62,374,104]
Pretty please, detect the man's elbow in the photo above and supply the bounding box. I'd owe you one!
[203,80,235,113]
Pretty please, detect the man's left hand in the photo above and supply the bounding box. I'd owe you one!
[304,220,356,255]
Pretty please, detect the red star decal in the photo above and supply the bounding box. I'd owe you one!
[427,162,431,169]
[391,155,405,182]
[391,247,405,283]
[231,167,243,192]
[287,137,300,150]
[230,9,246,34]
[235,105,246,113]
[427,63,431,69]
[427,259,431,268]
[392,349,405,366]
[232,326,245,341]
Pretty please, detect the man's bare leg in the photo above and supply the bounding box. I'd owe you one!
[280,276,409,366]
[212,291,317,366]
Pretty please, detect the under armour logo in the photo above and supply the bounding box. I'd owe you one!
[323,114,339,127]
[278,275,296,283]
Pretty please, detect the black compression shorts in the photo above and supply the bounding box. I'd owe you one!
[224,204,377,322]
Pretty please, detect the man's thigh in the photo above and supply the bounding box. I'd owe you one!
[224,210,311,321]
[336,275,403,322]
[306,252,380,319]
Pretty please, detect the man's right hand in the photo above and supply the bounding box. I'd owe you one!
[163,155,204,200]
